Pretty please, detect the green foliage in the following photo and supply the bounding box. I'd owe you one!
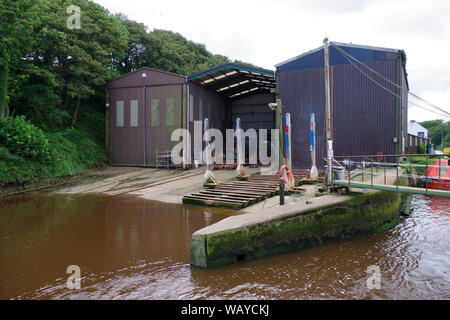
[0,0,250,186]
[417,143,426,154]
[0,104,106,185]
[0,146,22,161]
[420,120,449,150]
[115,15,251,76]
[0,116,49,160]
[0,0,39,117]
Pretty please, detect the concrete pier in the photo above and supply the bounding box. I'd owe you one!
[191,190,403,268]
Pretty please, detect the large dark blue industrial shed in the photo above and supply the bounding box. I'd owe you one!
[276,42,408,169]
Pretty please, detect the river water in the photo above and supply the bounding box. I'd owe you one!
[0,193,448,300]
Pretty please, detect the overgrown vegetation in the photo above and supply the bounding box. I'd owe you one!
[0,0,247,186]
[420,119,449,151]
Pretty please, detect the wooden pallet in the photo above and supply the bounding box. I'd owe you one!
[182,181,279,209]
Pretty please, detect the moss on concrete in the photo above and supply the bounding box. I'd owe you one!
[191,191,404,268]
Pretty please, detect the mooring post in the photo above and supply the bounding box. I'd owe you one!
[285,112,295,189]
[203,118,216,185]
[236,117,247,179]
[310,113,318,179]
[277,98,285,205]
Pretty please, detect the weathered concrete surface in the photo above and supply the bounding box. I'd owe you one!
[57,167,158,194]
[191,191,403,268]
[57,166,248,203]
[132,169,239,203]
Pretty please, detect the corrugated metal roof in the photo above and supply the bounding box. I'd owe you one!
[275,41,401,71]
[107,67,186,89]
[277,56,405,169]
[187,63,276,100]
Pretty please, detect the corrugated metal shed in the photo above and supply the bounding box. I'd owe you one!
[107,67,186,166]
[107,64,276,167]
[276,42,408,169]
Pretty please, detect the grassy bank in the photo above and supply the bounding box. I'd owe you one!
[0,106,107,187]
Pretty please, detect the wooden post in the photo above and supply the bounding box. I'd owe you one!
[276,98,285,205]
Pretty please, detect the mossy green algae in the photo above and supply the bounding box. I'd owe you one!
[191,191,404,268]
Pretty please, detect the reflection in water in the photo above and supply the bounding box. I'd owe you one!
[0,193,448,299]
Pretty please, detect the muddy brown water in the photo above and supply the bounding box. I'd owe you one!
[0,193,448,299]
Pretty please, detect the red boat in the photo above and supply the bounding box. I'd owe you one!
[421,158,450,190]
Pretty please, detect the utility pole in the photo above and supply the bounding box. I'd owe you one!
[323,37,334,186]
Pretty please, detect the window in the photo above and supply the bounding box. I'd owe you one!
[418,132,425,138]
[189,94,194,121]
[151,99,160,127]
[130,100,138,127]
[166,98,175,126]
[116,101,124,127]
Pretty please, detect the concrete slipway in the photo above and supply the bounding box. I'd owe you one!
[58,167,405,268]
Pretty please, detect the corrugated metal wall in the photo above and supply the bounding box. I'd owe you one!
[277,51,405,169]
[230,93,275,164]
[231,93,275,131]
[145,84,184,166]
[109,86,145,166]
[108,68,185,166]
[277,67,326,169]
[188,82,229,163]
[333,60,397,158]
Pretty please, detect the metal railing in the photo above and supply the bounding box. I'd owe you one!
[331,153,450,197]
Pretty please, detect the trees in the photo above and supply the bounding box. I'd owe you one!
[2,1,241,128]
[115,16,231,76]
[28,0,128,127]
[0,0,257,184]
[420,119,449,150]
[0,0,38,118]
[2,0,128,127]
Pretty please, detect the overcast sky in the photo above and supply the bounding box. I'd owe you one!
[94,0,450,122]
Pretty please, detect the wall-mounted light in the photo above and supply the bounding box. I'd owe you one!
[142,73,148,78]
[105,103,110,109]
[268,103,278,111]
